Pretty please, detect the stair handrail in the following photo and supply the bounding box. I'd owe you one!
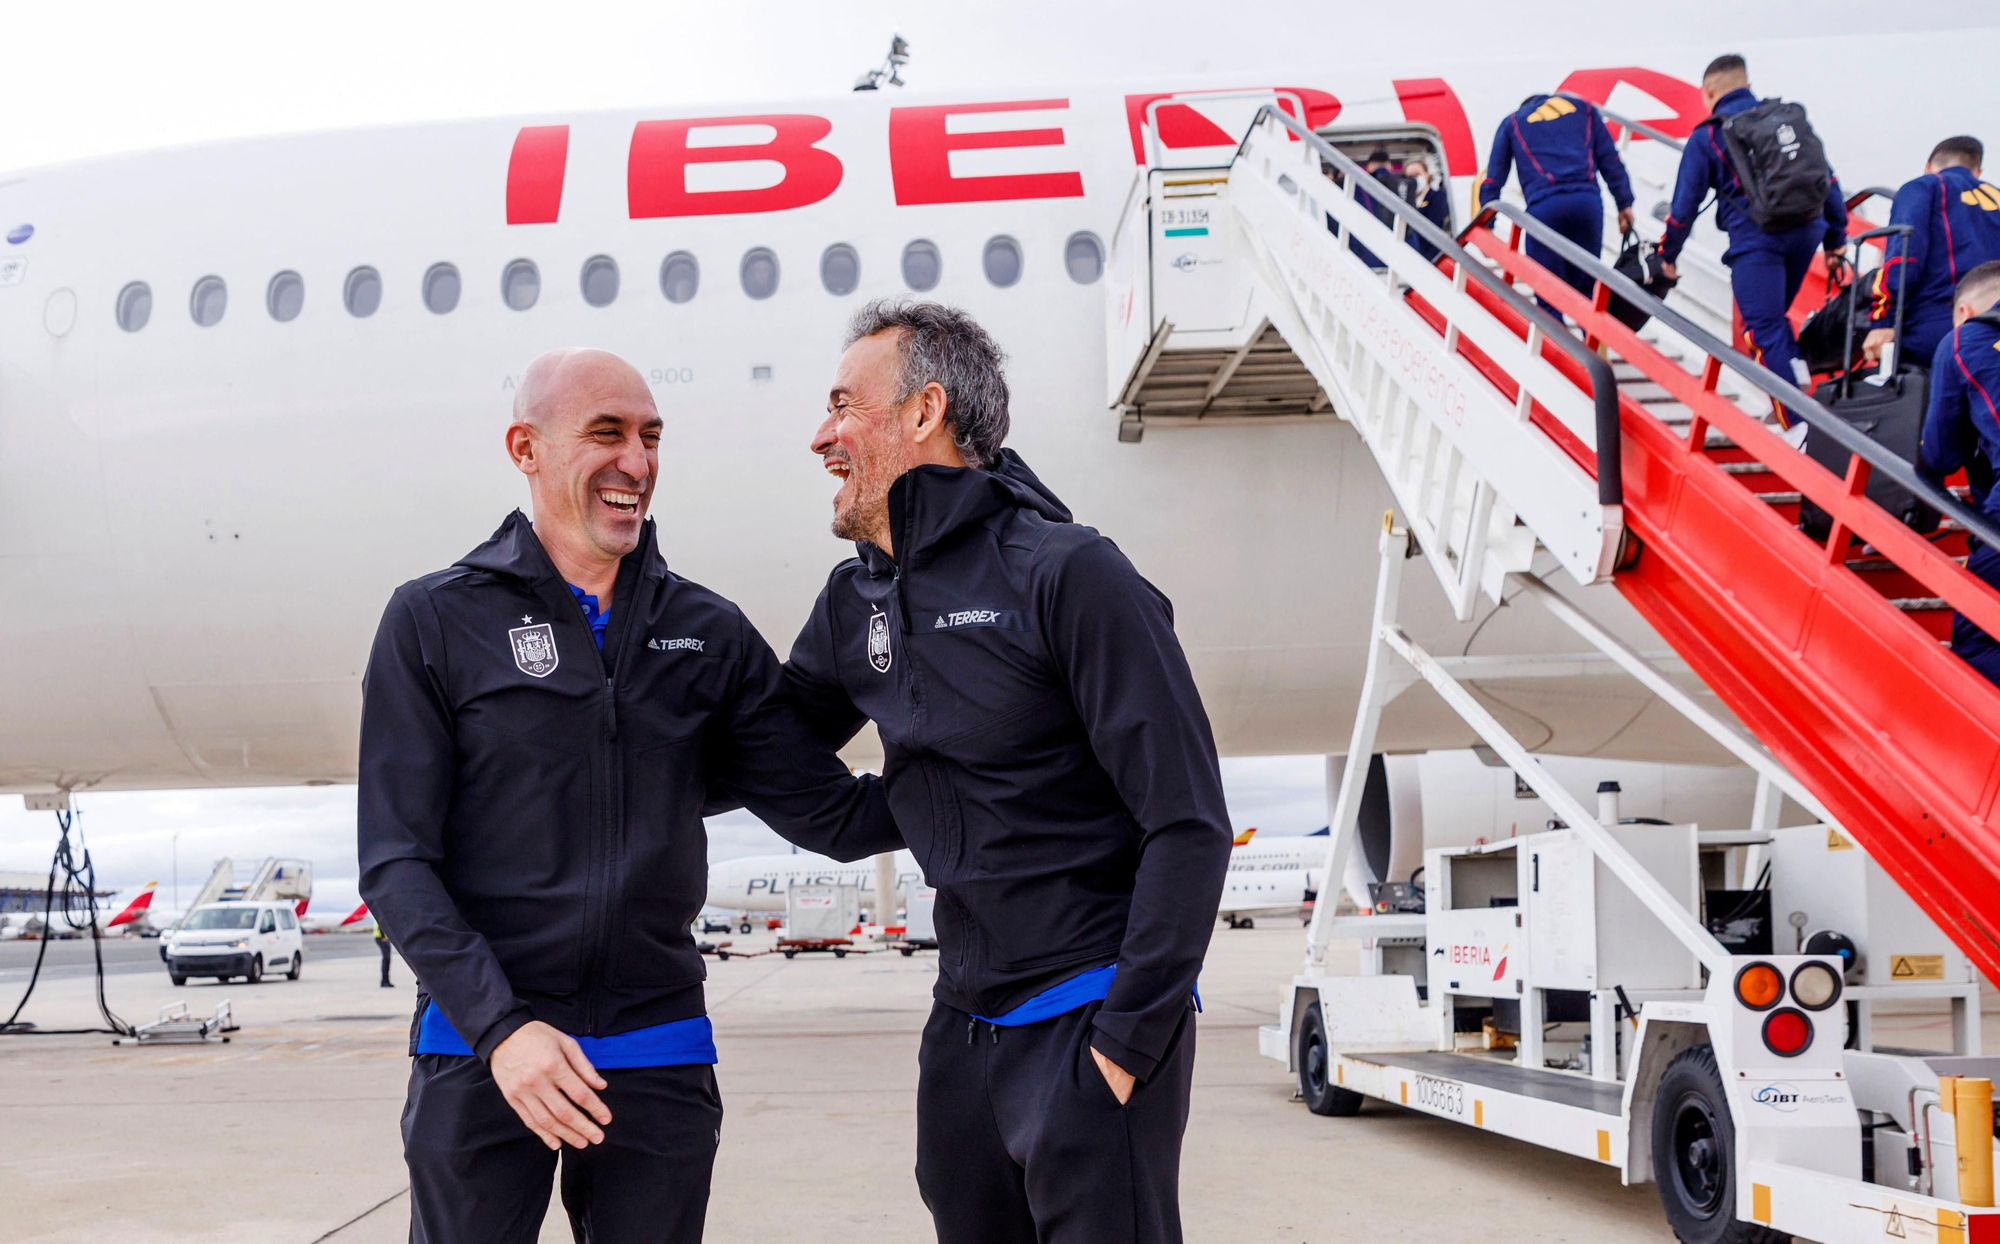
[1475,198,2000,552]
[1246,104,1623,506]
[1566,98,1686,152]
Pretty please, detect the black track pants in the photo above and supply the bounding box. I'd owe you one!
[915,999,1196,1244]
[402,1054,722,1244]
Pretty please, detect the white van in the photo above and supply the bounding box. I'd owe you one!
[163,901,304,985]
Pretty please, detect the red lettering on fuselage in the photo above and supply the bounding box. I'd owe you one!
[1122,88,1342,164]
[626,114,843,218]
[506,126,570,225]
[888,99,1085,205]
[1555,67,1705,141]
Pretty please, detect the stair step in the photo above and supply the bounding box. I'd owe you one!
[1892,597,1950,612]
[1720,462,1773,476]
[1760,491,1804,506]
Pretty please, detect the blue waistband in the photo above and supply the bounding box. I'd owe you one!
[973,963,1119,1027]
[416,1003,717,1068]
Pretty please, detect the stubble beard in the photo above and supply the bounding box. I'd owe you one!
[830,484,888,546]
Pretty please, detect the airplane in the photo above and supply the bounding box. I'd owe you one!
[706,850,923,918]
[3,33,1994,809]
[0,881,158,939]
[709,830,1332,928]
[300,901,376,934]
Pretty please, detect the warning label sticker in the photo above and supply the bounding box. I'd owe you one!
[1827,828,1856,851]
[1889,955,1946,981]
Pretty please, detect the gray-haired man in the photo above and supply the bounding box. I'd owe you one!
[783,301,1232,1243]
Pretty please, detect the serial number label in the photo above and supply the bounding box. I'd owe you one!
[1158,207,1210,227]
[1412,1074,1465,1116]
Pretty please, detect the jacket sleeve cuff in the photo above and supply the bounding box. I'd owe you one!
[472,1005,535,1062]
[1088,1022,1161,1082]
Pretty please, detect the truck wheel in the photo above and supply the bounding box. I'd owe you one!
[783,949,797,960]
[170,974,186,986]
[900,947,914,957]
[1297,1002,1363,1116]
[833,948,847,959]
[286,953,302,980]
[245,955,263,984]
[1652,1045,1789,1244]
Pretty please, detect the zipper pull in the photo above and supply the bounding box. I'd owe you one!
[966,1018,975,1045]
[603,678,618,739]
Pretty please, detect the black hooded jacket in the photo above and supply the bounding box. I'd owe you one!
[785,451,1231,1079]
[358,512,900,1058]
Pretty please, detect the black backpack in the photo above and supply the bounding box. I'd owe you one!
[1709,99,1832,232]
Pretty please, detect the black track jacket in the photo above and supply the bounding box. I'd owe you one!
[785,451,1230,1080]
[359,512,900,1058]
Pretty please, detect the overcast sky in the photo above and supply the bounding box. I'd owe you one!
[3,0,1993,909]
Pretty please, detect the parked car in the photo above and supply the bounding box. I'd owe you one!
[162,901,304,985]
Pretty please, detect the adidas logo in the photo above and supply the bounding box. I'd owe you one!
[1961,184,2000,211]
[1526,97,1577,124]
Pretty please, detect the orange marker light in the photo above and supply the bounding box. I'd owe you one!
[1735,963,1784,1010]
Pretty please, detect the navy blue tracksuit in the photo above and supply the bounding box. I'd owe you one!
[1870,166,2000,364]
[1923,317,2000,686]
[785,451,1232,1244]
[1662,87,1849,404]
[1478,94,1634,315]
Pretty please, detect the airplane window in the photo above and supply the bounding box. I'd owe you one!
[659,251,699,304]
[1065,232,1104,284]
[820,243,860,296]
[344,266,382,318]
[189,275,228,327]
[580,255,619,308]
[502,259,540,311]
[266,271,304,322]
[423,263,461,315]
[982,236,1023,288]
[901,240,941,292]
[740,247,779,300]
[116,281,152,332]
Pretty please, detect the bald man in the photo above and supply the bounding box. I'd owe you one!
[358,349,902,1244]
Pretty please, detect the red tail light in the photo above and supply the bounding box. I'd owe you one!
[1762,1008,1813,1057]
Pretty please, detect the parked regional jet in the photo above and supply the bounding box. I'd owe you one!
[0,881,158,938]
[3,32,1994,798]
[300,902,376,934]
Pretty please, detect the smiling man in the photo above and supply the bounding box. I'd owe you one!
[786,302,1232,1244]
[358,347,901,1244]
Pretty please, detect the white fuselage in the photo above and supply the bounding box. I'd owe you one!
[2,35,1990,793]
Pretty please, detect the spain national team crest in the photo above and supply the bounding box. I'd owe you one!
[866,607,892,674]
[509,621,559,678]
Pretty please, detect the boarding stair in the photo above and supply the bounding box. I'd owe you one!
[179,856,313,924]
[1108,99,2000,991]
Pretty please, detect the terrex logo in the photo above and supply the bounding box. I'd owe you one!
[934,609,1003,629]
[647,637,704,652]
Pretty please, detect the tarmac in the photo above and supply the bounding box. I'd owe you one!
[1,925,1990,1244]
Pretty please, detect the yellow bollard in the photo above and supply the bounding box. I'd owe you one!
[1954,1077,1994,1208]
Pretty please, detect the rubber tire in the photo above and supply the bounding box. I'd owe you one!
[783,949,797,959]
[833,948,847,959]
[1297,1002,1364,1116]
[1239,918,1255,930]
[245,954,263,985]
[717,951,728,961]
[170,975,186,986]
[900,947,914,957]
[1651,1045,1790,1244]
[739,922,753,935]
[286,952,302,980]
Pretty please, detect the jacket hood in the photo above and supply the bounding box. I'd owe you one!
[456,510,665,585]
[860,449,1071,575]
